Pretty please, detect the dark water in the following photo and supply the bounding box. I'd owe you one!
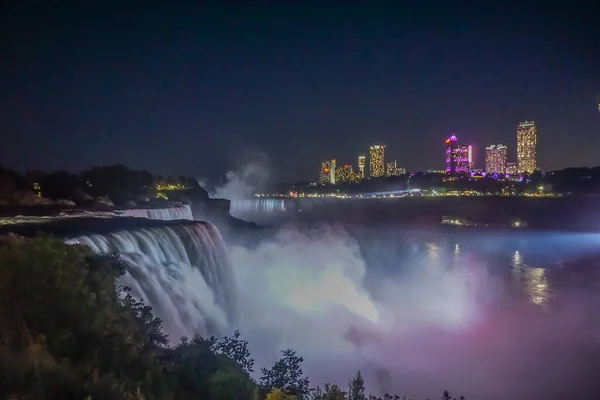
[234,198,600,398]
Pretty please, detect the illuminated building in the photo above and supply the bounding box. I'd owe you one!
[357,156,366,179]
[336,164,362,184]
[319,159,336,185]
[516,121,537,174]
[386,160,404,177]
[444,134,470,174]
[369,145,385,178]
[468,145,473,169]
[485,144,508,174]
[506,162,517,175]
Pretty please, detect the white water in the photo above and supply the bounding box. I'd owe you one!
[230,199,286,217]
[66,222,234,339]
[117,204,193,220]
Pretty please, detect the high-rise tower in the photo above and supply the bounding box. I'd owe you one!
[445,134,470,173]
[485,144,508,174]
[357,156,366,179]
[369,145,385,178]
[319,159,336,184]
[516,121,537,174]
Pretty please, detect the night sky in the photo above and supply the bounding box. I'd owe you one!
[1,1,599,182]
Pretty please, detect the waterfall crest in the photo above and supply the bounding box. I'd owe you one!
[230,199,286,217]
[117,204,193,220]
[67,221,234,339]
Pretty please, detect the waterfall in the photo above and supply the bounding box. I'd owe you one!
[117,204,193,220]
[66,221,235,339]
[230,199,286,217]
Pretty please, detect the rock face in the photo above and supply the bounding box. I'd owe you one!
[0,216,202,238]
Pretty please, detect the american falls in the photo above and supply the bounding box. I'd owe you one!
[66,221,235,340]
[117,204,193,220]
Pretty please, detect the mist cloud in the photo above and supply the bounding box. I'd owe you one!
[215,150,274,200]
[227,223,600,398]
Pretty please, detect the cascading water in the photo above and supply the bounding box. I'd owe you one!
[230,199,286,217]
[117,204,193,220]
[66,221,235,339]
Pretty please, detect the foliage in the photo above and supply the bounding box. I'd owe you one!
[0,166,37,204]
[260,349,311,398]
[348,371,366,400]
[212,329,255,375]
[163,334,256,399]
[266,387,299,400]
[0,234,468,400]
[312,384,347,400]
[0,164,206,206]
[0,234,168,399]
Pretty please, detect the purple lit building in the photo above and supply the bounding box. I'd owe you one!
[445,134,471,174]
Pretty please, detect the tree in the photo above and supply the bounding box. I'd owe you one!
[312,384,346,400]
[0,235,168,399]
[164,333,256,399]
[260,349,311,398]
[213,329,255,375]
[348,370,366,400]
[0,173,15,197]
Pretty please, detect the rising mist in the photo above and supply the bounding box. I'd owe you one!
[226,220,600,398]
[215,150,275,200]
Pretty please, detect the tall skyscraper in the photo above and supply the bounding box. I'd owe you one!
[336,164,361,184]
[485,144,508,174]
[357,156,366,179]
[319,159,336,185]
[369,145,385,178]
[516,121,537,174]
[468,145,473,169]
[445,134,470,173]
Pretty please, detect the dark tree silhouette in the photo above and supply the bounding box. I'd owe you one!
[261,349,311,397]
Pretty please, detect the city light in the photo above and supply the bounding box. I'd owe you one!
[485,144,508,174]
[369,145,385,178]
[155,183,189,191]
[517,121,537,174]
[335,164,361,184]
[386,160,405,177]
[357,156,366,179]
[319,159,336,185]
[468,145,473,169]
[445,135,470,173]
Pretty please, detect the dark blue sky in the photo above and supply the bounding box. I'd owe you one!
[1,1,599,181]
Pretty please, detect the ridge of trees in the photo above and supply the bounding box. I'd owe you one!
[0,234,467,399]
[0,164,206,206]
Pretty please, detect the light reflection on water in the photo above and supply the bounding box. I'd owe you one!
[359,229,600,314]
[511,250,551,309]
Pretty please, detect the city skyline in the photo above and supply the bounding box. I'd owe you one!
[318,119,537,182]
[1,3,599,181]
